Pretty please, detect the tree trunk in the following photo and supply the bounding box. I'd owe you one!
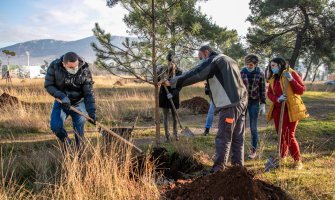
[151,0,160,146]
[289,6,309,68]
[311,63,322,84]
[303,59,313,81]
[303,68,310,81]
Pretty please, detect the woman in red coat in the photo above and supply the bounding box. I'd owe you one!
[267,57,309,170]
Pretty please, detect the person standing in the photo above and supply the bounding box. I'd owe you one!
[267,57,308,170]
[158,53,182,142]
[240,54,266,159]
[161,45,248,172]
[45,52,96,150]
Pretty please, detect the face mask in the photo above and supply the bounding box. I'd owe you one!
[271,67,279,74]
[246,67,255,72]
[66,66,79,75]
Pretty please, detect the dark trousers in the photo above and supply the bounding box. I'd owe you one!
[213,102,247,170]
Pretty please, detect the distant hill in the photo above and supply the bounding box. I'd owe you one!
[0,36,132,66]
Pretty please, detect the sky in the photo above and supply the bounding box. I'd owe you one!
[0,0,251,48]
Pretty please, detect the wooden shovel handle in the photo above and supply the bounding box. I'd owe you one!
[55,98,143,153]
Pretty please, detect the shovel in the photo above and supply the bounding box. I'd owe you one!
[55,98,143,153]
[265,77,289,172]
[163,85,195,137]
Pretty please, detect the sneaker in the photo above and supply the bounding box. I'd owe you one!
[248,151,257,159]
[203,128,210,136]
[294,160,303,170]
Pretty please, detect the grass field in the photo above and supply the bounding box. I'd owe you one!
[0,77,334,199]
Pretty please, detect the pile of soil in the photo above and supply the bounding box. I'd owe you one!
[0,93,19,108]
[164,166,293,200]
[136,147,204,180]
[113,80,124,87]
[181,96,209,114]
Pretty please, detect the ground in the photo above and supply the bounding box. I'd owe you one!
[0,77,334,199]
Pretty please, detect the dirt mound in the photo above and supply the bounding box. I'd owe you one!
[113,80,124,87]
[181,96,209,114]
[0,93,19,107]
[164,166,293,200]
[136,147,204,180]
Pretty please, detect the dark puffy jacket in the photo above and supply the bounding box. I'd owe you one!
[158,65,182,109]
[44,55,96,115]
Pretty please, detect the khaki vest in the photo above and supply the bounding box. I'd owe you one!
[267,69,309,122]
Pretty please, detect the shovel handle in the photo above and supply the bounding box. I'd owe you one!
[277,73,290,159]
[55,98,143,153]
[163,85,183,130]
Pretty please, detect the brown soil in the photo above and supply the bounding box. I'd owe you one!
[113,80,124,87]
[164,166,293,200]
[135,147,204,180]
[0,93,19,108]
[181,96,209,114]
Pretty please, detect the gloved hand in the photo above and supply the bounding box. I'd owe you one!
[284,72,293,81]
[259,104,266,115]
[167,93,173,99]
[277,95,287,103]
[61,96,71,110]
[88,113,97,125]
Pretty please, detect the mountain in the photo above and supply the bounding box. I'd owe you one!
[0,36,131,66]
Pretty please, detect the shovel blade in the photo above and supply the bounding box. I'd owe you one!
[265,156,279,172]
[181,127,195,137]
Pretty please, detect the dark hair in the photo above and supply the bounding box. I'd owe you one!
[244,54,259,64]
[63,52,79,63]
[166,52,174,62]
[267,57,288,80]
[199,45,213,53]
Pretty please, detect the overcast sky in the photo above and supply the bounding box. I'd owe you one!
[0,0,251,48]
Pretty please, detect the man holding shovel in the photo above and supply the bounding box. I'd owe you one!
[44,52,96,150]
[161,45,248,172]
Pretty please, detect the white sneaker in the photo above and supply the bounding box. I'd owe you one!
[248,151,257,159]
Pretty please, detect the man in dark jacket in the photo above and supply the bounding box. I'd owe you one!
[44,52,96,149]
[161,45,248,172]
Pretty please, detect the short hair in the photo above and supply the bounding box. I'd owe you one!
[199,45,213,52]
[63,52,79,63]
[244,54,259,64]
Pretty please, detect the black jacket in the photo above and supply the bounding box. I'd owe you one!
[44,55,96,115]
[158,65,182,109]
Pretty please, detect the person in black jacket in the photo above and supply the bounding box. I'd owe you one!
[158,53,182,142]
[44,52,96,149]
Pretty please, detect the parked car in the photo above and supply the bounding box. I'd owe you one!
[324,80,335,85]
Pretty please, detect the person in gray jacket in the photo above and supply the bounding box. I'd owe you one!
[161,45,248,172]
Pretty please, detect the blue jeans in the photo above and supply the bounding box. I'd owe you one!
[50,101,87,148]
[247,102,259,151]
[205,101,215,129]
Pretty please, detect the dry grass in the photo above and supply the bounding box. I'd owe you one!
[1,77,334,199]
[1,138,159,200]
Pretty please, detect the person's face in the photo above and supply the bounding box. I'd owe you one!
[270,61,279,70]
[198,51,205,60]
[246,62,257,70]
[63,60,79,69]
[198,50,209,60]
